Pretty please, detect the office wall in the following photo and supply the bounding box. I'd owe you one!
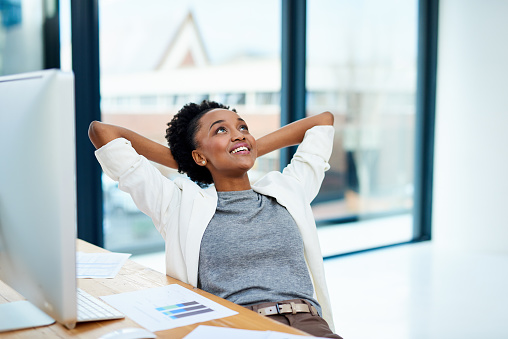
[432,0,508,254]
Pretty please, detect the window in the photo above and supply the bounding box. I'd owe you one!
[99,0,280,253]
[307,0,419,255]
[69,0,436,254]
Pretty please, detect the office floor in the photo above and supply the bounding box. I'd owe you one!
[132,242,508,339]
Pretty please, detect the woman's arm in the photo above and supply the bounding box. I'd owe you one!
[256,111,334,157]
[88,121,178,169]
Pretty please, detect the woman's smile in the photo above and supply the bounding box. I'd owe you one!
[229,142,251,155]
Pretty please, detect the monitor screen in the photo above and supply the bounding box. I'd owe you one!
[0,69,78,330]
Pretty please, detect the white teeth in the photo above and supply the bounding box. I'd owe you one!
[231,146,248,154]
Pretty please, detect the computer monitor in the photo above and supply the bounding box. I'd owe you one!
[0,69,78,330]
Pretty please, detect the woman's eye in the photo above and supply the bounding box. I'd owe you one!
[239,125,249,131]
[216,127,227,134]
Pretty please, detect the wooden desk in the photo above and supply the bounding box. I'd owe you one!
[0,240,309,338]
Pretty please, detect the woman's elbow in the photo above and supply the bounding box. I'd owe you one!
[88,120,105,149]
[321,111,334,126]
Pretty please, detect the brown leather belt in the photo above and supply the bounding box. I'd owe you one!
[257,301,318,316]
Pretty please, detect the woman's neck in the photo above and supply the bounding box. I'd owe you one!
[213,173,252,192]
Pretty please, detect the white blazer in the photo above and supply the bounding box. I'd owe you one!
[95,125,335,329]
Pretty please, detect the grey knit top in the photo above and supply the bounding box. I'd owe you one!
[198,189,321,315]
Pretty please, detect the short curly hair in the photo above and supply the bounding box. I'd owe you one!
[165,100,236,187]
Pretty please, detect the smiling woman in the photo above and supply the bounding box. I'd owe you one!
[88,100,340,337]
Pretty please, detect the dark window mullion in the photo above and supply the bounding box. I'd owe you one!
[413,0,439,241]
[71,0,103,246]
[43,0,60,69]
[280,0,307,168]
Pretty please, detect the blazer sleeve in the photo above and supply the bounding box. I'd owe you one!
[281,125,335,204]
[94,138,181,239]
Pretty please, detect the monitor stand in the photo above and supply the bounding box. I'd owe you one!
[0,300,55,332]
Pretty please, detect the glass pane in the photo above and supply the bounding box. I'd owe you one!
[0,0,44,75]
[307,0,418,253]
[99,0,280,253]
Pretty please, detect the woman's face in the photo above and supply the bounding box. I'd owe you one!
[192,109,257,180]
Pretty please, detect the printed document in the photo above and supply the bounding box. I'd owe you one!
[100,284,238,332]
[76,251,131,278]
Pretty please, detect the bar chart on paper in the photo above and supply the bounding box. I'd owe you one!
[101,284,237,332]
[156,301,214,319]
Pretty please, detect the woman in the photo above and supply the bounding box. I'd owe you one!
[89,100,341,338]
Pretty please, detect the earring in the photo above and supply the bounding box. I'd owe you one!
[202,161,206,165]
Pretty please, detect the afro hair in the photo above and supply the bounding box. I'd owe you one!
[165,100,236,187]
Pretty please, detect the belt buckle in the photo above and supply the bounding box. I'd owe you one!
[276,303,294,314]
